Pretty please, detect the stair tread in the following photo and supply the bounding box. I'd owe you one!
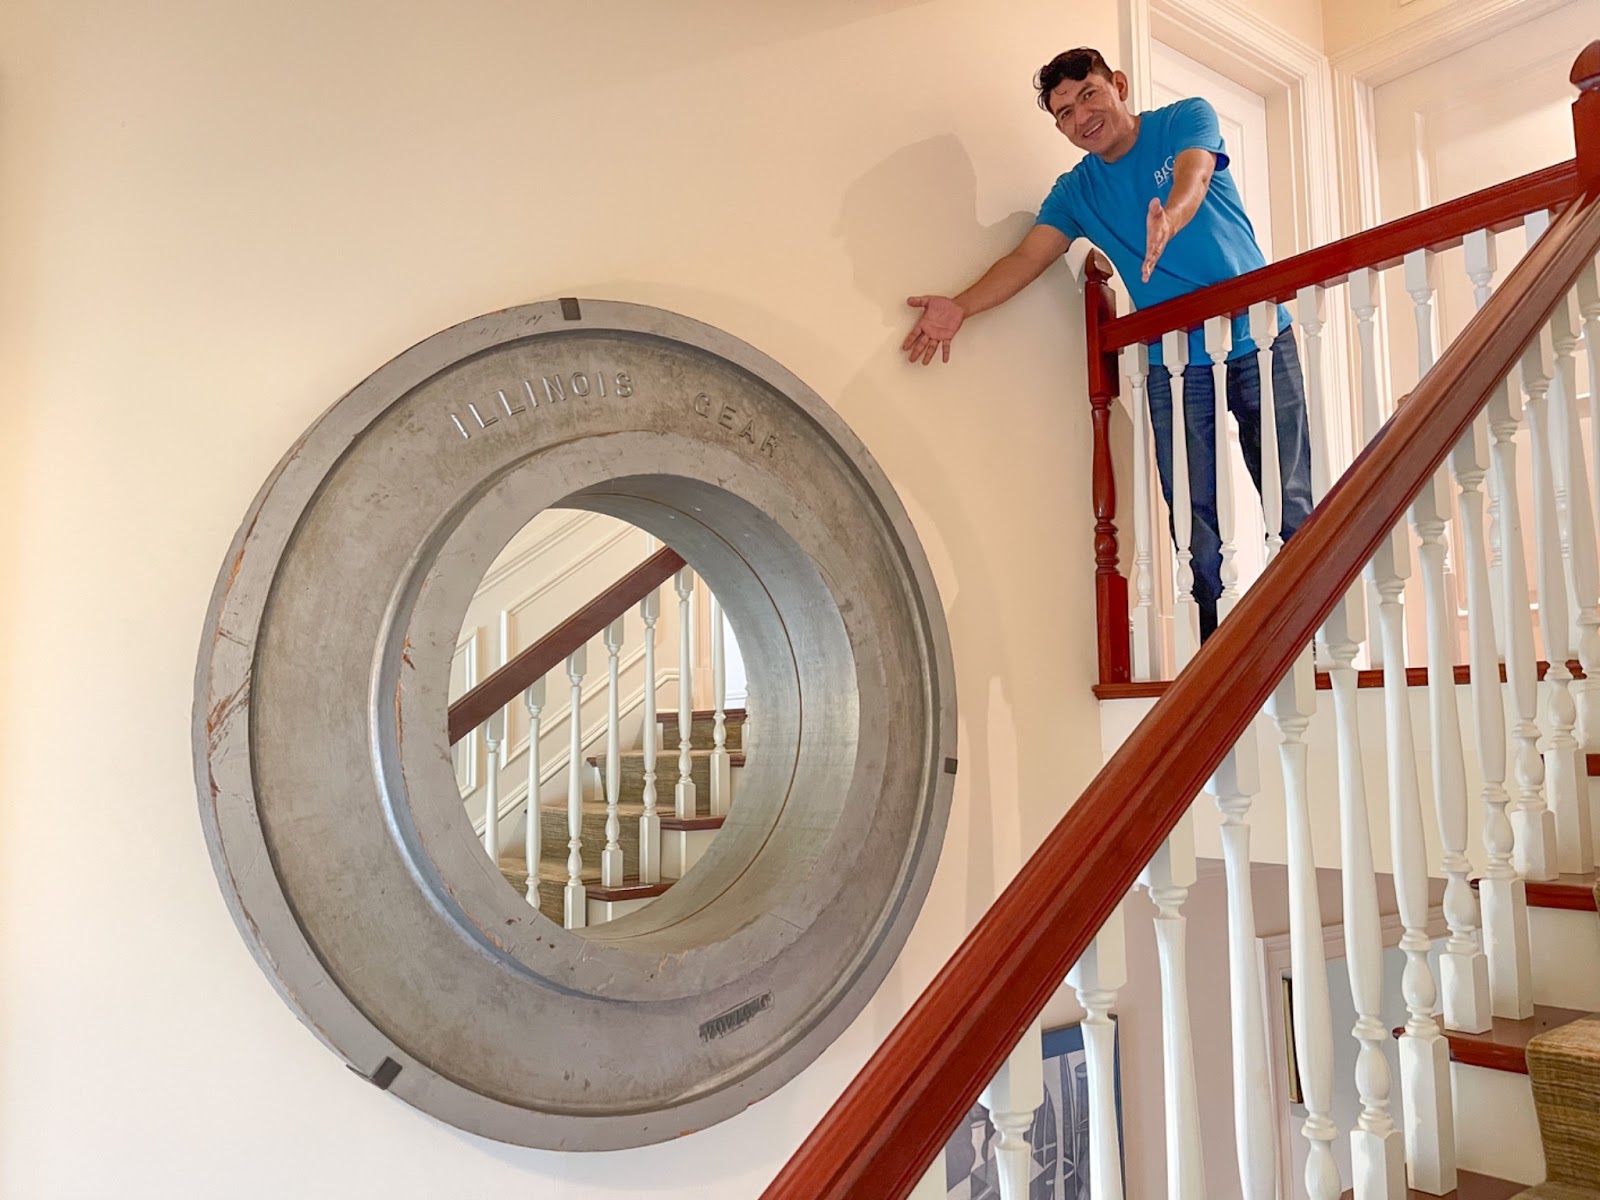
[656,707,748,722]
[1339,1170,1525,1199]
[1430,1005,1596,1074]
[1471,872,1599,912]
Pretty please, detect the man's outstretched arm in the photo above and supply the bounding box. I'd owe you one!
[903,223,1072,365]
[1142,146,1216,282]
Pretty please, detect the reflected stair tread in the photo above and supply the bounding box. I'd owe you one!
[1409,1005,1598,1074]
[584,749,747,767]
[656,707,748,723]
[1470,872,1599,912]
[1339,1170,1525,1199]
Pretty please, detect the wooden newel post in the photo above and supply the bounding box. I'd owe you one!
[1085,251,1132,685]
[1575,41,1600,192]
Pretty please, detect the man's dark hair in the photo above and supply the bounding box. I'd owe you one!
[1034,48,1115,113]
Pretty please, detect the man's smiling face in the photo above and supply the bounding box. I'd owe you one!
[1048,70,1139,161]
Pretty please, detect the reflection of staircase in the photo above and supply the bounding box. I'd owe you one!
[498,709,747,923]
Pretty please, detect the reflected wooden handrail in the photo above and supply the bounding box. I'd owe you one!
[446,546,686,746]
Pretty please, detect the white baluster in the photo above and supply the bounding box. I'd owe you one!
[563,645,588,930]
[981,1019,1044,1200]
[1456,230,1534,1022]
[1200,312,1276,1197]
[638,591,661,885]
[710,594,732,817]
[1295,285,1332,504]
[1521,300,1586,877]
[1266,647,1340,1200]
[1547,283,1599,873]
[483,709,506,862]
[1578,260,1600,532]
[1250,303,1284,555]
[674,568,698,819]
[1164,329,1201,662]
[1141,819,1204,1199]
[1205,317,1239,609]
[1067,905,1128,1200]
[601,616,625,888]
[523,679,545,909]
[1123,343,1161,679]
[1372,504,1459,1187]
[1466,233,1511,660]
[1350,270,1391,666]
[1404,249,1493,1040]
[1487,308,1560,880]
[1327,596,1406,1200]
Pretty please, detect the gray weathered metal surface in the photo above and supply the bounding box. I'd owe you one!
[193,299,956,1149]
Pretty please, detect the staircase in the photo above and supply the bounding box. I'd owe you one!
[765,40,1600,1200]
[498,708,748,923]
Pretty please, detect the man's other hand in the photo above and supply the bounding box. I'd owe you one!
[1142,198,1174,283]
[903,295,965,365]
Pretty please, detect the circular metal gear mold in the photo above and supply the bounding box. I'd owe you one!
[194,298,957,1150]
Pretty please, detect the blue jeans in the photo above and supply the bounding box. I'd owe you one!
[1144,328,1314,640]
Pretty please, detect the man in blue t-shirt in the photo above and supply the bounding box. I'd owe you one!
[904,47,1312,641]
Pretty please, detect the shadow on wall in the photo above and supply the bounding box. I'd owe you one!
[832,133,1100,1038]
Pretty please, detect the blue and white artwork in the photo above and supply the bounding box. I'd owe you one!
[940,1020,1123,1200]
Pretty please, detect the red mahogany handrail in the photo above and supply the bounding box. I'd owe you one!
[762,44,1600,1200]
[446,546,685,745]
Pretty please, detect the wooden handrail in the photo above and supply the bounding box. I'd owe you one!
[1100,158,1579,353]
[761,98,1600,1200]
[446,546,685,745]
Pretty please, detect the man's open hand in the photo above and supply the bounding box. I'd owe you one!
[1143,198,1174,283]
[903,295,965,365]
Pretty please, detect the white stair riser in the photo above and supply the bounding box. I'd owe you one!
[662,828,717,880]
[1447,1062,1545,1185]
[1526,904,1600,1010]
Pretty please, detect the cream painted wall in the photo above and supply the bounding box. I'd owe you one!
[1232,0,1326,51]
[0,2,1119,1197]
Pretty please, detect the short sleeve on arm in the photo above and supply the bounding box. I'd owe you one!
[1036,176,1083,240]
[1170,97,1230,170]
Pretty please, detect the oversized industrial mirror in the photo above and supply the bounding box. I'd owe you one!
[194,299,955,1150]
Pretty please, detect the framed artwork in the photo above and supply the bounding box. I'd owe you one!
[940,1018,1124,1200]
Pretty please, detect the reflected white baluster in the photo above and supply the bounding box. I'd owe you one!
[981,1018,1044,1200]
[1141,818,1204,1199]
[563,646,588,929]
[1327,597,1406,1200]
[1266,647,1340,1200]
[523,679,545,908]
[1250,303,1283,555]
[1350,270,1390,665]
[601,616,625,888]
[1456,231,1534,1021]
[638,591,661,885]
[674,568,698,819]
[1068,904,1127,1200]
[1205,317,1239,609]
[483,708,506,862]
[710,595,732,817]
[1547,284,1599,872]
[1521,305,1586,877]
[1488,328,1559,881]
[1164,330,1200,662]
[1123,343,1160,679]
